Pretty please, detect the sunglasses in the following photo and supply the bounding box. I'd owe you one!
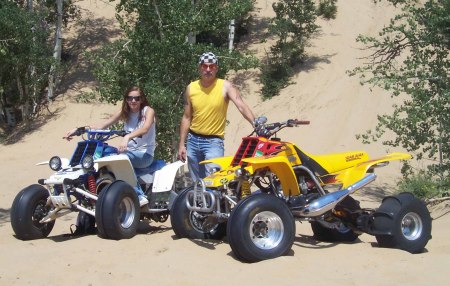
[200,63,217,70]
[126,96,141,102]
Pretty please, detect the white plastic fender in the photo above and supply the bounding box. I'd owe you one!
[152,160,186,193]
[44,168,87,185]
[95,154,138,187]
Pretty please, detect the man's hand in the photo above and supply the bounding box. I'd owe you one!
[178,146,187,162]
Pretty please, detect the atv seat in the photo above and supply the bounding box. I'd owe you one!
[135,159,166,177]
[294,146,330,176]
[295,146,370,176]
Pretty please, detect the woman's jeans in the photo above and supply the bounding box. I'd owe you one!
[186,132,224,183]
[125,150,153,196]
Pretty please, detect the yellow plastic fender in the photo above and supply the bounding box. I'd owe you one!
[242,155,301,196]
[200,156,234,170]
[334,152,412,188]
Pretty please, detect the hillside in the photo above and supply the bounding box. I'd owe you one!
[0,1,448,286]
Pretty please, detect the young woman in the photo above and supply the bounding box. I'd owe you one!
[65,86,156,206]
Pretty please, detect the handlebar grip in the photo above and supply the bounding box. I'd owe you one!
[265,123,281,130]
[116,130,128,137]
[296,120,310,125]
[72,127,86,136]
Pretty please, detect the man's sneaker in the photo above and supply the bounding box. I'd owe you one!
[139,195,149,207]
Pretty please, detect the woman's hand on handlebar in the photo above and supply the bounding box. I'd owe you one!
[63,126,88,140]
[63,128,78,141]
[118,136,129,153]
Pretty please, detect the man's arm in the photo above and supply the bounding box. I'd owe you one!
[224,80,255,125]
[177,85,193,161]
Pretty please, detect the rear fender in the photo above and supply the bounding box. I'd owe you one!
[334,152,411,188]
[242,155,300,196]
[95,154,137,186]
[152,160,186,193]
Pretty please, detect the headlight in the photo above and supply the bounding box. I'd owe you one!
[210,167,221,174]
[49,156,62,171]
[235,167,247,177]
[81,154,94,170]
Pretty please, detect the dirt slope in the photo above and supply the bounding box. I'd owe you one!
[0,1,448,285]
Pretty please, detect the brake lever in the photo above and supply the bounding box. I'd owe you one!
[114,130,136,143]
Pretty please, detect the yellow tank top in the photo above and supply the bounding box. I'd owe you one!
[189,79,228,138]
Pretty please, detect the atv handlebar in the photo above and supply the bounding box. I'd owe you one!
[254,118,310,138]
[65,127,129,142]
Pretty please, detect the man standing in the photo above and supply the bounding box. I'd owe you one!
[177,52,255,182]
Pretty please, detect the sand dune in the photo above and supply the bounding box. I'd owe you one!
[0,1,448,285]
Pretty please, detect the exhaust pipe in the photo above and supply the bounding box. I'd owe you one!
[294,173,377,217]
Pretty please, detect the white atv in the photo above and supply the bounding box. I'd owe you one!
[10,127,187,239]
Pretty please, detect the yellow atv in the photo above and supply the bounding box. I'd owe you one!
[170,117,432,262]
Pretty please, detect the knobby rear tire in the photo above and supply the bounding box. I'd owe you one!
[374,192,432,253]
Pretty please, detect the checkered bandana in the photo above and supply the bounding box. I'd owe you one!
[198,52,218,65]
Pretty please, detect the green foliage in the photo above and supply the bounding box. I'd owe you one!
[89,0,257,160]
[75,91,98,103]
[0,0,52,115]
[261,0,319,99]
[0,0,81,126]
[317,0,337,19]
[397,170,449,199]
[260,59,292,100]
[349,0,450,182]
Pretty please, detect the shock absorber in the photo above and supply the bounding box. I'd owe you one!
[87,174,96,194]
[241,179,251,198]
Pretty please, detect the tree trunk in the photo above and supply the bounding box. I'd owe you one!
[47,0,63,101]
[187,0,196,44]
[228,19,235,52]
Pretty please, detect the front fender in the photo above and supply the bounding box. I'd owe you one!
[95,154,137,186]
[242,155,300,196]
[335,152,411,188]
[200,156,233,169]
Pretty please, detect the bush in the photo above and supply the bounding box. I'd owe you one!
[260,0,319,99]
[398,171,449,200]
[260,60,292,100]
[317,0,338,20]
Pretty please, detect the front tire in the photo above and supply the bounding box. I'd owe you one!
[11,184,55,240]
[227,193,295,263]
[374,192,432,253]
[95,180,140,240]
[170,187,226,239]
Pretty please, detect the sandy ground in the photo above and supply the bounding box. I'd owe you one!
[0,0,448,285]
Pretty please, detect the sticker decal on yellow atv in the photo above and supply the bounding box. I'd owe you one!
[345,152,365,162]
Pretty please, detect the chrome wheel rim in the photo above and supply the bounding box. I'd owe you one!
[119,197,135,228]
[402,212,423,240]
[249,211,284,250]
